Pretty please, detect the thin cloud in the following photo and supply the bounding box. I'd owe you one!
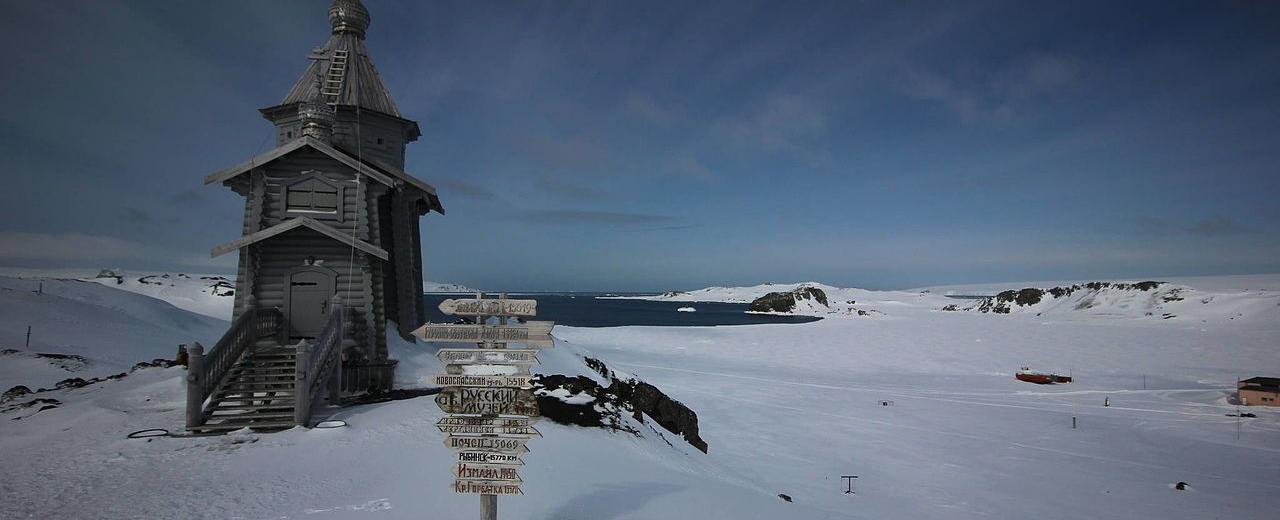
[0,231,149,261]
[519,210,678,227]
[0,231,234,270]
[120,207,152,225]
[438,178,499,201]
[1187,217,1251,237]
[624,92,685,127]
[534,176,610,200]
[714,94,828,160]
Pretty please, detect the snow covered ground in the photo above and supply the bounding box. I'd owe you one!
[2,273,1278,519]
[0,276,227,390]
[0,267,236,320]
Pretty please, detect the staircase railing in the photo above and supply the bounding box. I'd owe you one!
[186,306,281,428]
[294,295,345,426]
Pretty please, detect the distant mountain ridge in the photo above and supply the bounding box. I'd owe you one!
[621,276,1280,322]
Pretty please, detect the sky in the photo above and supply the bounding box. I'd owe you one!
[0,0,1278,292]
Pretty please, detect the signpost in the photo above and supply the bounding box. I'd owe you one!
[446,364,531,376]
[439,298,538,317]
[452,480,524,496]
[456,451,524,465]
[443,435,531,453]
[437,348,539,365]
[453,463,522,482]
[431,374,535,388]
[435,387,540,416]
[412,321,554,345]
[416,292,552,519]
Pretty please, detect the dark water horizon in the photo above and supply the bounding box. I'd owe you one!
[421,293,822,328]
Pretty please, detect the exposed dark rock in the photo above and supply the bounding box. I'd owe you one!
[534,358,709,453]
[963,281,1167,314]
[748,286,828,313]
[941,304,960,311]
[1,397,61,419]
[1175,481,1189,491]
[778,494,793,503]
[132,359,177,371]
[345,387,440,406]
[55,378,88,389]
[661,291,687,298]
[583,356,612,380]
[2,386,32,402]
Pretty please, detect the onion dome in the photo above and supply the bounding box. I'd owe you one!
[329,0,371,38]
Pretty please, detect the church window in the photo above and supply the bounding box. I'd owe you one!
[286,174,341,215]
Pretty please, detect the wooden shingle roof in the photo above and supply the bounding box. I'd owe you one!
[281,34,400,118]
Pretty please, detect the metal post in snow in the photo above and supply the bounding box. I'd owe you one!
[185,343,206,428]
[25,325,31,348]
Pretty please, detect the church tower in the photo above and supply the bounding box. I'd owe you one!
[194,0,443,427]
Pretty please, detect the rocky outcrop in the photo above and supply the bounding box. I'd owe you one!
[965,281,1165,314]
[534,357,709,453]
[748,286,828,313]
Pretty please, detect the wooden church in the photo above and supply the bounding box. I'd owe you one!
[187,0,443,432]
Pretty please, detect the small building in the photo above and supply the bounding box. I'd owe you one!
[1238,377,1280,406]
[186,0,443,432]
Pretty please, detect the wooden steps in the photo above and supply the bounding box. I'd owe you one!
[193,347,300,433]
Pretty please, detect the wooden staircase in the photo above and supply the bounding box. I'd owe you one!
[185,299,348,434]
[191,345,298,433]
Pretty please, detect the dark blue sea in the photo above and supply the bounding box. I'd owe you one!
[421,293,821,327]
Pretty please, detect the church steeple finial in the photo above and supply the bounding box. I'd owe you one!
[329,0,371,39]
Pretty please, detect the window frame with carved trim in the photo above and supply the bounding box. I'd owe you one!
[284,171,345,222]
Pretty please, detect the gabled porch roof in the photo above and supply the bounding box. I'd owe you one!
[203,136,443,214]
[211,217,389,261]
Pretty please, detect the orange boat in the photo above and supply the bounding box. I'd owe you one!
[1016,367,1072,384]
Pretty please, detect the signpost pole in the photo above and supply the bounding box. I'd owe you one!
[480,494,497,520]
[477,293,508,519]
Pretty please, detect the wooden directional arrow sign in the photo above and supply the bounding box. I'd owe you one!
[437,416,541,436]
[452,480,523,496]
[446,364,531,376]
[436,348,540,365]
[412,321,554,345]
[435,387,540,416]
[439,298,537,317]
[443,435,531,453]
[453,463,522,482]
[456,451,524,466]
[432,374,535,389]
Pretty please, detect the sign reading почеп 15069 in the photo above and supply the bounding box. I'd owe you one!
[439,298,537,317]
